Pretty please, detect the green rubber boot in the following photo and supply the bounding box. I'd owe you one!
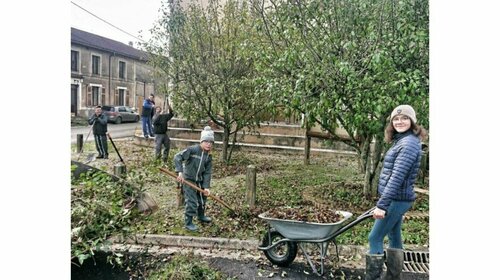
[184,215,198,231]
[197,207,212,223]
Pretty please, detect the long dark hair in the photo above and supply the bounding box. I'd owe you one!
[384,121,428,143]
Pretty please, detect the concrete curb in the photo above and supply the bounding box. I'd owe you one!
[111,234,427,256]
[114,234,428,254]
[111,234,260,251]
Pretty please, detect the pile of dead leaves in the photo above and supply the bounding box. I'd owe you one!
[263,206,344,223]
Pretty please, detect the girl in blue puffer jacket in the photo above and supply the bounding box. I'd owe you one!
[365,105,427,280]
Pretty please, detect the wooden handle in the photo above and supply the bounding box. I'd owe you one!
[159,167,235,213]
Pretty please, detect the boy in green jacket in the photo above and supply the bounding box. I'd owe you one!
[174,126,214,231]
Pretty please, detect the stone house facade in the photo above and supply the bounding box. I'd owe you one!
[71,27,161,117]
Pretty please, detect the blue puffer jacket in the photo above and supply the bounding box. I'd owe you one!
[377,131,422,211]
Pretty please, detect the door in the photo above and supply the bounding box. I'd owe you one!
[71,84,78,115]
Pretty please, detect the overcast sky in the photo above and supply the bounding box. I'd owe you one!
[71,0,164,45]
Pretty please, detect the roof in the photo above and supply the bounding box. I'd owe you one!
[71,27,149,61]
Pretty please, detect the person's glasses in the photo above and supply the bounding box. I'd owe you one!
[392,116,410,122]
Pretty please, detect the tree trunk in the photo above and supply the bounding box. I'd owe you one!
[358,137,371,173]
[304,124,311,165]
[363,135,384,199]
[363,155,372,199]
[227,129,238,164]
[359,136,370,173]
[221,127,230,164]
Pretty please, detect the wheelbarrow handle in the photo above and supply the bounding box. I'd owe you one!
[358,206,377,220]
[330,206,377,239]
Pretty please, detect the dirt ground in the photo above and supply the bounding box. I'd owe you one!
[71,248,429,280]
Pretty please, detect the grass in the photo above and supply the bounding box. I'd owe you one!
[107,251,237,280]
[71,138,429,246]
[146,253,236,280]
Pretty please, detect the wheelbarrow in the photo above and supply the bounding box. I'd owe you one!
[258,207,376,276]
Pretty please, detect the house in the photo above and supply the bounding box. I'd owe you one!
[71,27,161,117]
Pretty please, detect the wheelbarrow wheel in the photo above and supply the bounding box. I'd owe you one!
[262,229,297,267]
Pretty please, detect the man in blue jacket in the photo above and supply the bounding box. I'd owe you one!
[141,94,155,138]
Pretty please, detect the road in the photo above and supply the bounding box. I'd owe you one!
[71,122,141,144]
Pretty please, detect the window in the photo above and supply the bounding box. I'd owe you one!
[119,61,126,79]
[92,55,100,75]
[118,88,125,105]
[71,50,79,72]
[92,86,100,105]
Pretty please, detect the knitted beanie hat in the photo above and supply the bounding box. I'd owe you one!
[200,126,215,142]
[390,104,417,123]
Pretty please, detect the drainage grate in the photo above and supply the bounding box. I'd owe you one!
[403,251,429,274]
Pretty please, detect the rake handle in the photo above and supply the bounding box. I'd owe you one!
[76,122,95,161]
[107,132,125,165]
[159,167,235,213]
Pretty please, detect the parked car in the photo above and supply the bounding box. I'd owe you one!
[102,105,140,124]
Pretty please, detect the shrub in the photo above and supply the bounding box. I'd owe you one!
[71,164,142,265]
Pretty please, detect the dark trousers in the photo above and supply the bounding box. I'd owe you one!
[182,180,207,217]
[94,134,108,156]
[154,134,171,162]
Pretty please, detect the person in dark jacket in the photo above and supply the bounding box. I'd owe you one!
[174,126,214,232]
[365,105,427,280]
[153,103,174,163]
[141,94,155,138]
[88,105,109,159]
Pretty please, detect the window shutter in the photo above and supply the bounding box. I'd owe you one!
[114,89,119,106]
[101,89,106,105]
[86,86,91,107]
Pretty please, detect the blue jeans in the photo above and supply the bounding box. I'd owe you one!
[368,201,413,254]
[142,116,153,136]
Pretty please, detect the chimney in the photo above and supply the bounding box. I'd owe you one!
[128,41,133,47]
